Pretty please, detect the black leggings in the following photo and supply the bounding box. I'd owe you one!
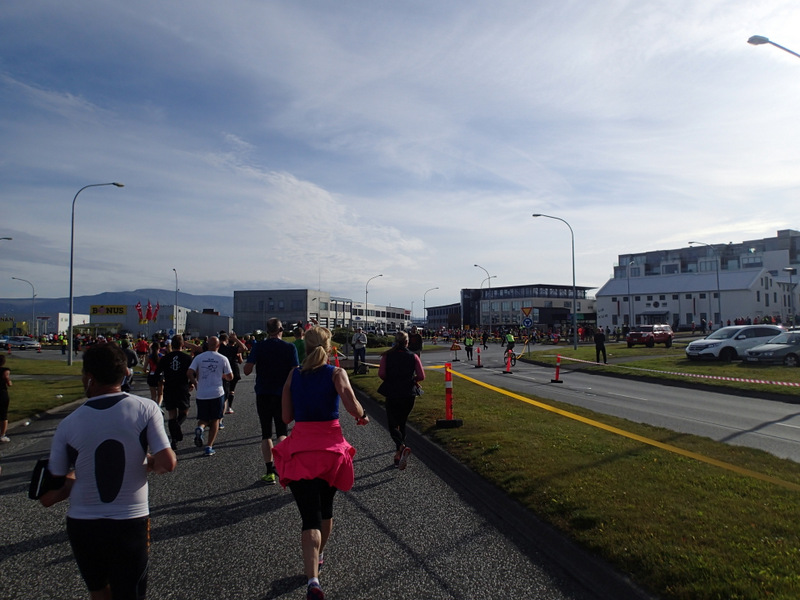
[288,479,337,531]
[386,395,416,451]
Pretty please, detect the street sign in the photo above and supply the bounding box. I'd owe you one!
[523,317,533,327]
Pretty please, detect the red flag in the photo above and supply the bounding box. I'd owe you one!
[145,300,153,321]
[152,302,160,321]
[135,301,143,320]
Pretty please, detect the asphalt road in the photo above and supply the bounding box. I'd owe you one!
[431,342,800,463]
[0,358,651,600]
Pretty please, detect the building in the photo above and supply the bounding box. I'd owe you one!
[595,229,800,331]
[233,289,411,333]
[425,283,596,332]
[83,304,232,338]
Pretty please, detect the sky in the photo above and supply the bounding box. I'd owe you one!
[2,0,800,316]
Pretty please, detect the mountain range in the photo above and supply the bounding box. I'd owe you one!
[0,289,233,319]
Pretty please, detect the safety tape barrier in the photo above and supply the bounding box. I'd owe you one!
[543,354,800,388]
[425,364,800,493]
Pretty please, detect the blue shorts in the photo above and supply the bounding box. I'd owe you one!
[196,396,225,422]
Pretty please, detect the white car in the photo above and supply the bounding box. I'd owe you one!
[685,325,783,362]
[5,335,41,351]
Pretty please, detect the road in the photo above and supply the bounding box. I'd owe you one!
[429,343,800,463]
[0,353,651,600]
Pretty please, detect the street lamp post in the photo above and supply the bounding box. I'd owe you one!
[748,35,800,59]
[689,241,722,329]
[474,264,493,333]
[68,183,124,365]
[365,274,383,330]
[11,277,36,337]
[423,287,439,329]
[784,267,797,326]
[533,214,578,350]
[626,261,635,328]
[172,268,179,335]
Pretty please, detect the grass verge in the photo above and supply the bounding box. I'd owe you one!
[351,368,800,600]
[4,357,88,423]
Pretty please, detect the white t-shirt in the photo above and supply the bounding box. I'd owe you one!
[189,350,232,399]
[48,392,171,520]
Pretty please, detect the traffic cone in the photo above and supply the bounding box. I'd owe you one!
[502,352,512,374]
[474,347,483,368]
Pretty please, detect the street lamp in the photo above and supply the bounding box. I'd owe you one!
[784,267,797,326]
[11,277,35,337]
[474,264,494,332]
[172,268,179,335]
[748,35,800,59]
[68,182,124,365]
[689,241,722,329]
[365,274,383,330]
[533,214,578,350]
[423,287,438,328]
[626,261,635,328]
[0,237,11,241]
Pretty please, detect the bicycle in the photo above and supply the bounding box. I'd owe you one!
[503,347,517,367]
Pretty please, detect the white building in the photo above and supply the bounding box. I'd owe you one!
[233,289,411,333]
[595,229,800,331]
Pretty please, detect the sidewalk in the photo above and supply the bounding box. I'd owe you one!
[0,374,650,600]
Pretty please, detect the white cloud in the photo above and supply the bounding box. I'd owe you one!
[2,0,800,310]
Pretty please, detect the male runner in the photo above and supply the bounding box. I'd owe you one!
[41,342,176,600]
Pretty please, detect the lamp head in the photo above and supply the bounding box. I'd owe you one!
[112,182,125,188]
[748,35,770,46]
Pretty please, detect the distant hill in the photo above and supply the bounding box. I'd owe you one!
[0,289,233,318]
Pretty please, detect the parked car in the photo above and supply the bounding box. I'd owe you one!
[5,335,41,351]
[685,324,783,362]
[744,331,800,366]
[626,324,674,348]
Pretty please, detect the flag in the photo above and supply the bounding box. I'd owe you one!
[152,302,160,321]
[135,301,143,320]
[145,300,153,321]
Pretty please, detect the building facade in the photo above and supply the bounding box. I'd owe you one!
[425,283,596,332]
[233,289,411,333]
[595,229,800,331]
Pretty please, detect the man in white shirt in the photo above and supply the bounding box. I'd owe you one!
[188,336,233,456]
[41,342,176,600]
[351,327,367,374]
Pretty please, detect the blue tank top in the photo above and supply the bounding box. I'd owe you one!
[290,364,340,422]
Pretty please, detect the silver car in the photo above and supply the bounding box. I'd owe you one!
[685,325,783,362]
[5,335,41,351]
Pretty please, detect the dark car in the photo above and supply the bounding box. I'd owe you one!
[744,331,800,366]
[626,324,673,348]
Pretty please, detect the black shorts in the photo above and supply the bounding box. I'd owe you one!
[196,396,225,422]
[162,387,191,412]
[288,478,337,531]
[256,393,287,439]
[146,374,161,388]
[67,516,149,600]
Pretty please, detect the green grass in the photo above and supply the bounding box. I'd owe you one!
[351,367,800,600]
[520,342,800,399]
[4,356,86,422]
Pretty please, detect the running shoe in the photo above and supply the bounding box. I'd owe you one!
[0,436,10,443]
[225,407,234,414]
[219,419,225,430]
[307,582,325,600]
[398,446,412,471]
[194,426,204,447]
[261,472,277,485]
[204,446,216,456]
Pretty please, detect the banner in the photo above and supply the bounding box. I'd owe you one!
[90,305,127,315]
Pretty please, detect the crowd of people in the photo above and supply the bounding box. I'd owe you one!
[35,320,412,600]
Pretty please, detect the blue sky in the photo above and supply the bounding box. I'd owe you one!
[2,1,800,316]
